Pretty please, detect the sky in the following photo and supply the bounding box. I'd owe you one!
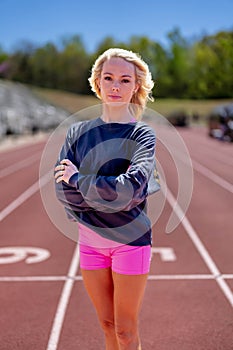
[1,0,233,53]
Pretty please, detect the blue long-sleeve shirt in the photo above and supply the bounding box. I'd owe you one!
[55,117,160,246]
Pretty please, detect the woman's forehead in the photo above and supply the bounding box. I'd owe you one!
[102,57,135,75]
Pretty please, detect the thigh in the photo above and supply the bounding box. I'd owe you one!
[81,267,115,323]
[112,272,148,327]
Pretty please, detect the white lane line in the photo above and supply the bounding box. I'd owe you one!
[192,158,233,194]
[217,276,233,305]
[0,276,68,282]
[168,146,233,194]
[186,134,233,166]
[194,148,233,167]
[148,274,216,280]
[0,171,52,222]
[165,184,233,308]
[0,152,41,179]
[46,243,80,350]
[0,274,233,282]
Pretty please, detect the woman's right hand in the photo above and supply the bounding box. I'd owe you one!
[54,159,78,184]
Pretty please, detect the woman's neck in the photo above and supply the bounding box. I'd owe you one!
[101,103,135,123]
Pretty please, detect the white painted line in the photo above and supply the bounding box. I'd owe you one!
[148,274,215,280]
[0,171,52,222]
[164,183,219,276]
[169,146,233,195]
[0,152,41,179]
[197,148,233,168]
[217,276,233,304]
[192,159,233,194]
[0,274,233,282]
[46,243,80,350]
[190,137,233,166]
[0,276,68,282]
[165,184,233,308]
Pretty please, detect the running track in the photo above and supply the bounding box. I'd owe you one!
[0,124,233,350]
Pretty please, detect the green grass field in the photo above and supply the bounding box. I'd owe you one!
[33,87,233,126]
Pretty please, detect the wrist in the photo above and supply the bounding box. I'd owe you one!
[68,172,79,188]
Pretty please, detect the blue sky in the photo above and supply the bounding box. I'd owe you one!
[1,0,233,53]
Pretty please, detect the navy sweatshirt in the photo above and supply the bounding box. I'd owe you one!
[55,117,160,246]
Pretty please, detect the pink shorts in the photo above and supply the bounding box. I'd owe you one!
[79,244,151,275]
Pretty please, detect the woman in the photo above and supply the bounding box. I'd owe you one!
[54,48,159,350]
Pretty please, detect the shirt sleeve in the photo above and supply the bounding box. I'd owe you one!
[54,124,92,215]
[69,125,158,213]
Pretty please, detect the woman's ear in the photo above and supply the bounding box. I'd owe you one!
[96,77,101,91]
[134,82,140,94]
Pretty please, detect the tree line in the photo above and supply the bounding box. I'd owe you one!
[0,28,232,99]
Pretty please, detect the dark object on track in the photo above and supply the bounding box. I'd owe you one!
[208,103,233,142]
[167,110,190,127]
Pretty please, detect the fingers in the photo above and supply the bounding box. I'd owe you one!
[54,164,65,172]
[61,159,78,173]
[54,161,67,183]
[60,159,72,166]
[54,159,78,184]
[54,170,64,183]
[54,163,66,183]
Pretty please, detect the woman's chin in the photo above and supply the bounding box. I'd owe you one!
[105,101,127,108]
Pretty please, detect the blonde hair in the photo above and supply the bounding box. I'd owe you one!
[88,48,154,119]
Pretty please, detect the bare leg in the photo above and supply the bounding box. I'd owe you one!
[81,268,119,350]
[112,272,148,350]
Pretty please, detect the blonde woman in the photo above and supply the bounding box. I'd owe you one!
[54,48,159,350]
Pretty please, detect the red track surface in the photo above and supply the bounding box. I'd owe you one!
[0,125,233,350]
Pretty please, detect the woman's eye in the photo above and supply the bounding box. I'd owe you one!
[104,76,112,81]
[122,79,130,83]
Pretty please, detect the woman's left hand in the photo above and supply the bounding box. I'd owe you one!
[54,159,78,184]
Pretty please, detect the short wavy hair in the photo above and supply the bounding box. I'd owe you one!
[88,48,154,119]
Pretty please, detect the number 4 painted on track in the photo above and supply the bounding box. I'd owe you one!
[0,247,50,264]
[151,247,176,262]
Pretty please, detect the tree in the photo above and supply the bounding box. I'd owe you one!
[189,31,233,98]
[58,35,91,94]
[1,29,232,98]
[8,40,36,83]
[29,42,59,88]
[164,28,191,97]
[0,46,9,78]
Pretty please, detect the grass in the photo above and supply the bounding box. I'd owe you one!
[33,86,233,126]
[148,98,233,118]
[33,87,100,114]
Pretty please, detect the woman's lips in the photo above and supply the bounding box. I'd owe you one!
[108,95,121,99]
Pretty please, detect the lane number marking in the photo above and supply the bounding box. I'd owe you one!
[151,247,176,261]
[0,247,50,264]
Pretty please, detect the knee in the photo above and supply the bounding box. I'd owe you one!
[115,323,138,346]
[99,318,115,335]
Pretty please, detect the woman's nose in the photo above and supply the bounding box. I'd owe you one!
[112,82,120,91]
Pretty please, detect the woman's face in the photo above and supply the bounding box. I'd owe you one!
[98,57,139,104]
